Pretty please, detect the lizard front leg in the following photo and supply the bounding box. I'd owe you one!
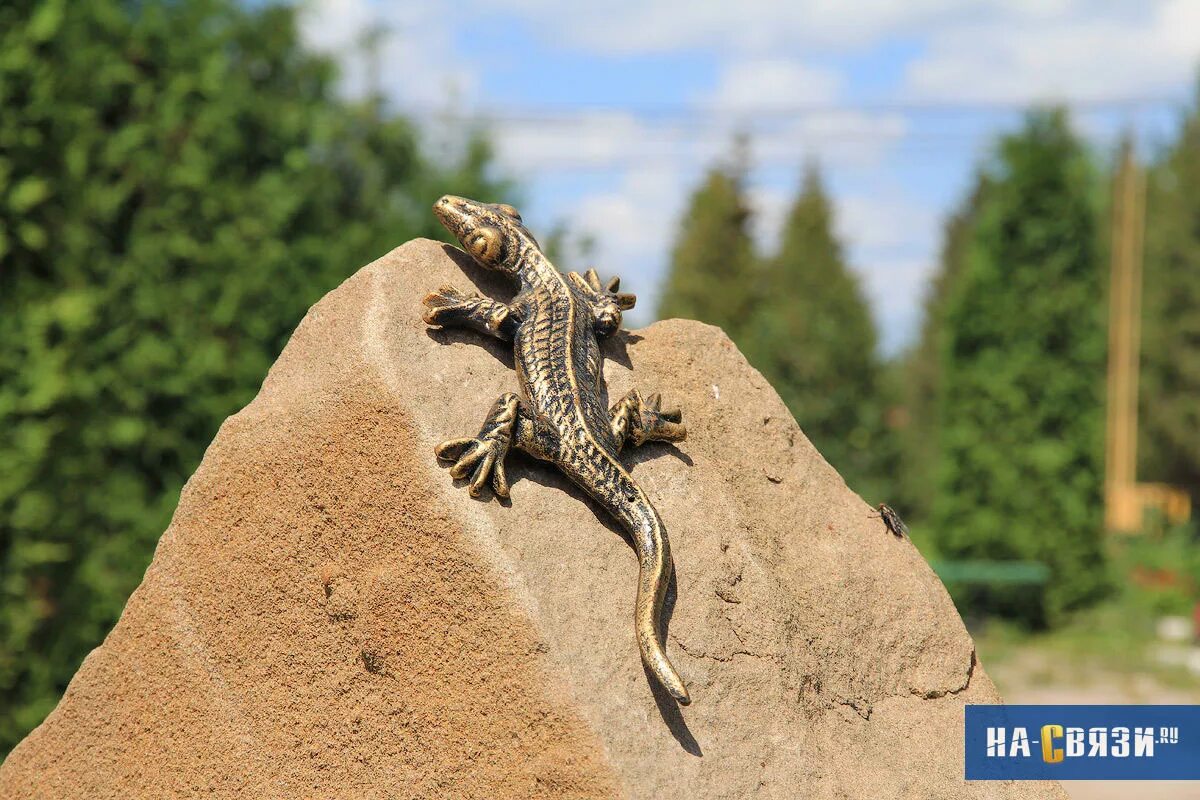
[566,269,636,337]
[609,389,686,452]
[435,393,521,497]
[422,284,520,340]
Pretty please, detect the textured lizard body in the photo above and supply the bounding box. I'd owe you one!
[425,195,690,704]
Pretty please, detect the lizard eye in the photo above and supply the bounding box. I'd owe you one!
[494,204,522,222]
[467,226,502,264]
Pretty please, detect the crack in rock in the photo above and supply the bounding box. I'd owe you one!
[910,648,976,700]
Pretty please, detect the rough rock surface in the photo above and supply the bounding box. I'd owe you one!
[0,239,1065,799]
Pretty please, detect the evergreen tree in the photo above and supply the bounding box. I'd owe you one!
[932,110,1107,625]
[657,151,757,340]
[0,0,506,751]
[745,164,890,497]
[1141,86,1200,499]
[896,174,990,521]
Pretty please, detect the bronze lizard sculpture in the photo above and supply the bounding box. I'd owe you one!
[424,195,691,704]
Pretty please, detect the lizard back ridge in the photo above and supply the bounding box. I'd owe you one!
[424,195,691,704]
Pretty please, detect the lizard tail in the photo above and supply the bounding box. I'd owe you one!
[633,513,691,705]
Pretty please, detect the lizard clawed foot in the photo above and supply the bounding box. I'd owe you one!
[422,284,515,338]
[422,284,472,325]
[633,392,686,446]
[583,268,637,311]
[436,436,511,497]
[435,393,520,498]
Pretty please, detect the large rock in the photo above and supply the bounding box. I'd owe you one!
[0,240,1064,799]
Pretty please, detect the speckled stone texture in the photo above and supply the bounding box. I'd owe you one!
[0,239,1065,800]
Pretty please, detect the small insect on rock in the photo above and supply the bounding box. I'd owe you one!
[874,503,909,538]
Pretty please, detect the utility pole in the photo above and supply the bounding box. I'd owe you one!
[1104,138,1145,533]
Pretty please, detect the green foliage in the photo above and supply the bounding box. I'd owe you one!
[975,524,1200,689]
[1141,84,1200,499]
[0,0,506,752]
[744,165,893,498]
[1112,523,1200,617]
[657,155,758,340]
[932,110,1108,626]
[660,155,896,499]
[895,174,991,521]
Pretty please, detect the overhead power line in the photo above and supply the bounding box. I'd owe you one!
[395,94,1188,124]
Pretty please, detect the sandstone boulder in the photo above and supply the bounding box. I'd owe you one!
[0,239,1065,799]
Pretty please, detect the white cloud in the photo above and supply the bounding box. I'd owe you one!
[560,169,944,350]
[753,112,910,169]
[904,0,1200,103]
[480,0,977,54]
[746,184,792,252]
[301,0,1200,109]
[488,51,908,175]
[566,169,687,323]
[490,112,686,172]
[490,110,908,174]
[298,0,477,107]
[698,60,910,167]
[855,256,933,353]
[296,0,1200,356]
[296,0,372,55]
[836,191,942,353]
[295,1,919,340]
[838,191,939,256]
[478,0,1197,105]
[704,59,842,110]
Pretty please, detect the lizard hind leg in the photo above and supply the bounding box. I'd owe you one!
[609,389,686,451]
[435,392,521,498]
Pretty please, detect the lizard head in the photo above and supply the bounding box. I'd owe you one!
[434,195,533,276]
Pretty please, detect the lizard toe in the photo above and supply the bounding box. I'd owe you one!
[467,451,498,496]
[440,435,511,499]
[422,285,472,326]
[654,420,686,442]
[492,458,511,498]
[638,410,686,443]
[448,443,487,480]
[435,437,476,462]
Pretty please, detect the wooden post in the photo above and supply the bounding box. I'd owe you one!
[1104,139,1145,533]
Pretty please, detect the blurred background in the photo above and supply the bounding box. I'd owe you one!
[1,1,1198,793]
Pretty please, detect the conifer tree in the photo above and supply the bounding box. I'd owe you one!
[746,164,890,497]
[0,0,505,750]
[932,110,1107,625]
[657,151,757,341]
[896,174,990,521]
[1141,86,1200,499]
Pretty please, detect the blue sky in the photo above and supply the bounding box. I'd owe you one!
[300,0,1199,355]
